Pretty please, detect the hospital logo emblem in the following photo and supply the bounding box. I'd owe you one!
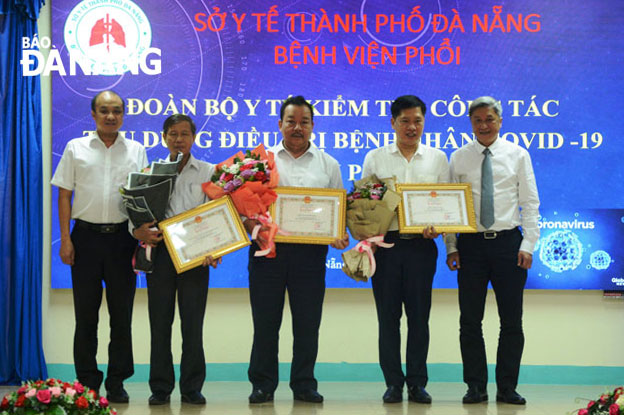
[64,0,154,75]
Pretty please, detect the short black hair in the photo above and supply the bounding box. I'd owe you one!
[390,95,426,119]
[279,95,314,121]
[163,114,196,136]
[91,90,125,113]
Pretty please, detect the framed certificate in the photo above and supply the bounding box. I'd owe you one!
[397,183,478,233]
[159,196,250,273]
[270,187,347,245]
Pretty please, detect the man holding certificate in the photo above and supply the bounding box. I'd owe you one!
[361,95,449,404]
[244,96,349,404]
[133,114,220,406]
[445,97,540,405]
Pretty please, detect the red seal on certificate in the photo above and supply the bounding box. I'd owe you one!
[430,191,438,197]
[304,196,312,203]
[194,216,202,223]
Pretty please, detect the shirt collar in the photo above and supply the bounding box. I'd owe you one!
[276,140,318,159]
[90,131,126,148]
[389,142,425,157]
[474,136,502,155]
[180,154,200,173]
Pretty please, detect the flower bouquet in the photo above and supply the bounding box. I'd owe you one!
[121,153,183,273]
[341,175,401,282]
[576,387,624,415]
[202,144,280,257]
[1,378,116,415]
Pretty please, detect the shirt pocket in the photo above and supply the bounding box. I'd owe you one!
[411,173,438,183]
[307,170,332,188]
[190,183,207,206]
[112,165,135,187]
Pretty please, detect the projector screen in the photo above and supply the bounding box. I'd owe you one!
[43,0,624,289]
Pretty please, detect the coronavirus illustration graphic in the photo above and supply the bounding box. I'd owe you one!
[589,250,612,270]
[539,230,583,273]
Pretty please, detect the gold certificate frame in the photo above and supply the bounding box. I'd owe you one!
[270,187,347,245]
[159,196,250,273]
[396,183,477,233]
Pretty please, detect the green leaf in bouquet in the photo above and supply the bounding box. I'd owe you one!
[48,405,67,415]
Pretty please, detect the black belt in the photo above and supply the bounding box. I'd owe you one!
[74,219,127,234]
[386,231,423,239]
[463,227,519,240]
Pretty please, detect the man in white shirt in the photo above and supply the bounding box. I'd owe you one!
[445,96,540,405]
[244,96,349,404]
[132,114,218,406]
[51,91,148,403]
[361,95,449,404]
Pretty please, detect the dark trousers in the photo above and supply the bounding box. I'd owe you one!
[371,234,437,389]
[70,223,137,392]
[457,228,527,391]
[147,244,209,396]
[248,243,328,393]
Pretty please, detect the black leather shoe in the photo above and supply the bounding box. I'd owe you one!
[148,393,170,405]
[248,389,274,404]
[181,391,206,405]
[408,386,432,403]
[462,386,488,404]
[106,387,129,403]
[382,386,403,403]
[496,389,526,405]
[293,389,324,403]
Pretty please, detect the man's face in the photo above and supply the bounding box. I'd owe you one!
[470,106,502,146]
[165,121,194,156]
[91,92,124,135]
[279,104,314,155]
[391,106,424,150]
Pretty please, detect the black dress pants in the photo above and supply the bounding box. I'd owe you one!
[248,243,328,393]
[147,244,209,396]
[371,233,437,389]
[70,223,137,392]
[457,228,527,391]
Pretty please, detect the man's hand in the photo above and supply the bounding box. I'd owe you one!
[202,255,222,269]
[446,252,461,271]
[517,251,533,269]
[330,233,350,250]
[423,226,440,239]
[60,238,75,265]
[132,221,163,247]
[243,218,270,245]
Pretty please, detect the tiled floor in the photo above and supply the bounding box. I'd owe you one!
[0,382,607,414]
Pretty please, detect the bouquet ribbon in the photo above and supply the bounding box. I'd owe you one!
[144,243,152,261]
[143,227,158,261]
[353,235,394,276]
[250,213,289,257]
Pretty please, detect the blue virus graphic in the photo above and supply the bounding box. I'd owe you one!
[539,230,583,273]
[589,250,612,270]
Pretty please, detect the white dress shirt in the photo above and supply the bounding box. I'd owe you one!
[51,132,148,224]
[444,137,540,254]
[165,154,215,218]
[270,141,343,189]
[362,142,450,231]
